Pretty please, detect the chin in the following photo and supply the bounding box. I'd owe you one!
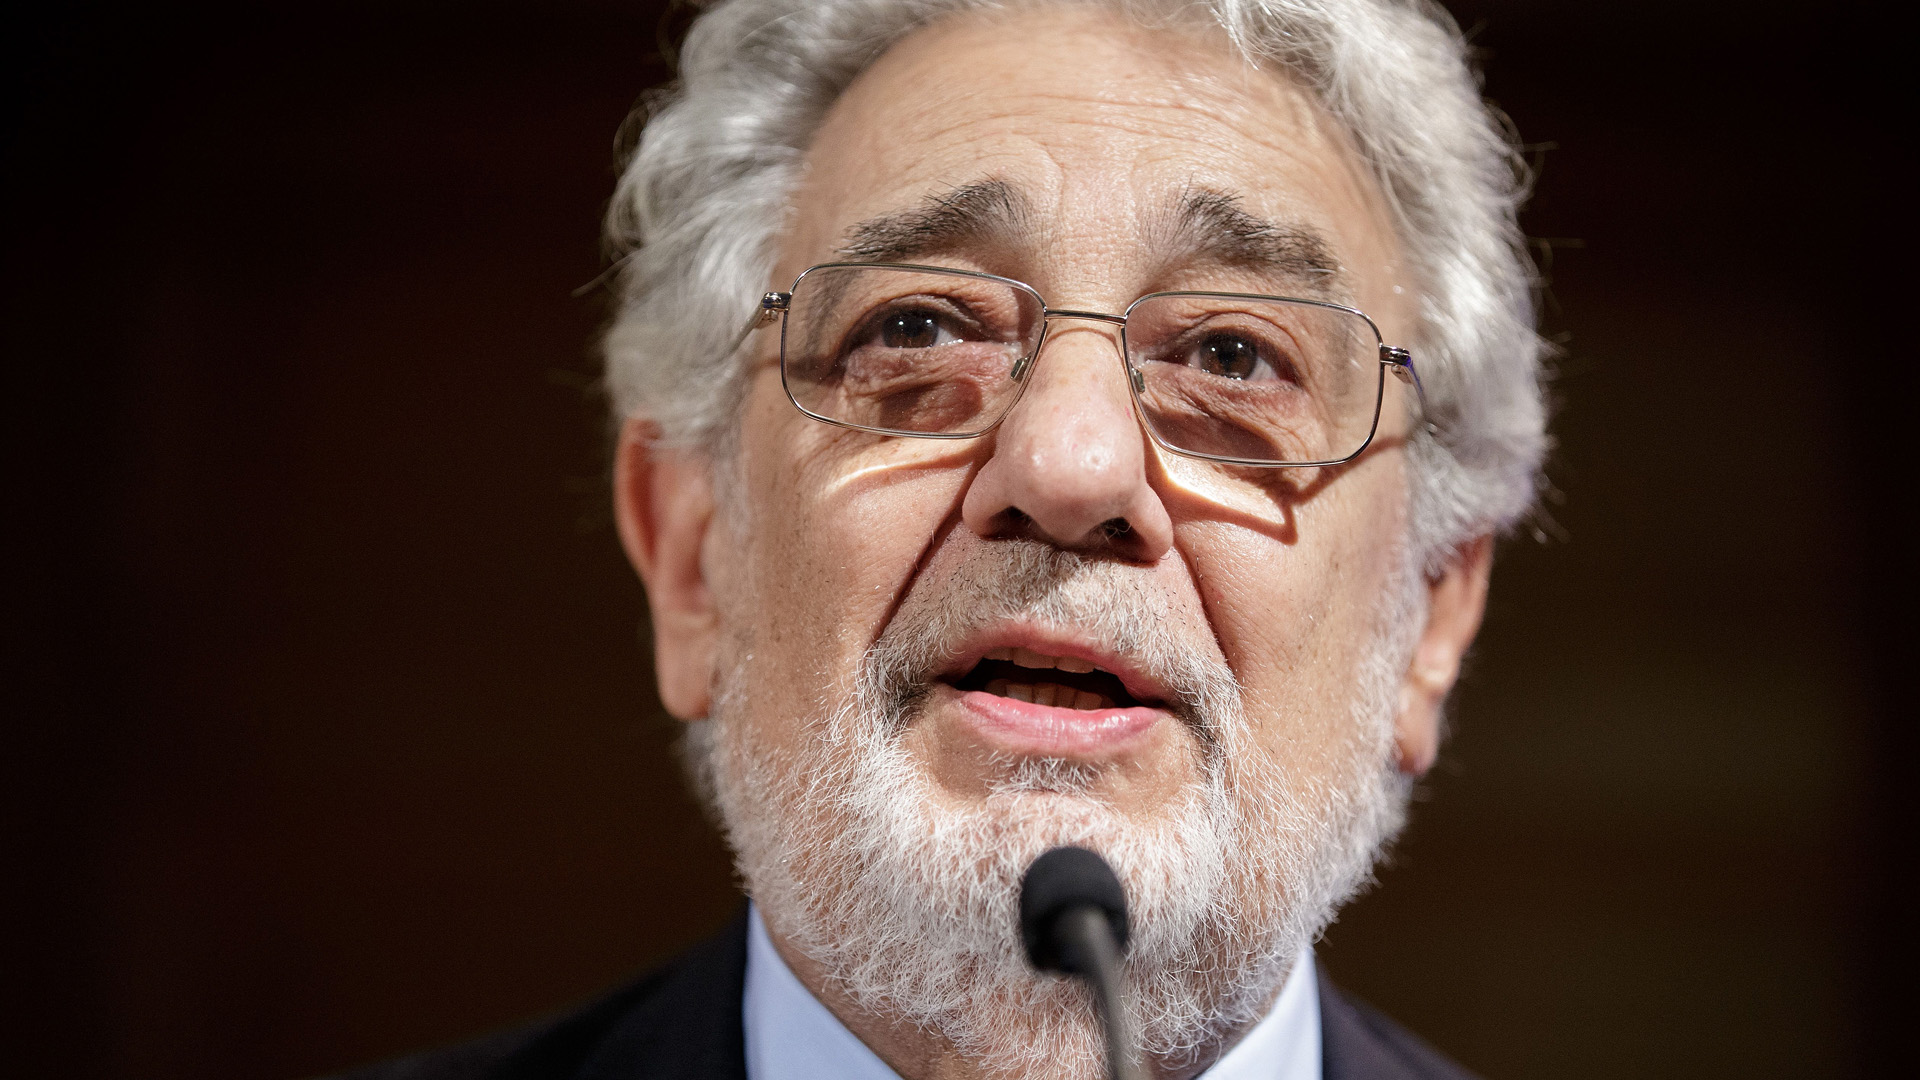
[689,673,1408,1077]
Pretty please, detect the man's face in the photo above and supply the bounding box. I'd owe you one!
[618,5,1487,1075]
[728,5,1418,826]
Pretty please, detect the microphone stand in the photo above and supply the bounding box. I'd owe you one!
[1020,846,1148,1080]
[1053,904,1145,1080]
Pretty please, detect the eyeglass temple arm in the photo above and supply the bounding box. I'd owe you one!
[718,291,793,361]
[1380,345,1437,436]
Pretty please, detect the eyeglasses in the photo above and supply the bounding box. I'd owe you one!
[750,262,1421,468]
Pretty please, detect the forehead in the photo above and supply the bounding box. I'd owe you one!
[781,4,1401,293]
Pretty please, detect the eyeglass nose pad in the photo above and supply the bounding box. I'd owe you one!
[1010,354,1033,382]
[1129,366,1145,394]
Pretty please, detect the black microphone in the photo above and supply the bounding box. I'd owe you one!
[1020,846,1145,1080]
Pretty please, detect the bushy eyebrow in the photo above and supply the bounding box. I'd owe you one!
[837,179,1032,262]
[835,178,1339,292]
[1154,186,1341,291]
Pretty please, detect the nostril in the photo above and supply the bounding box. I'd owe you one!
[1100,518,1132,540]
[979,506,1031,540]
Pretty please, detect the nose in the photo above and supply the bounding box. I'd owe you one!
[960,320,1174,561]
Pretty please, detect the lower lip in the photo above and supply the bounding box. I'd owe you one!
[952,687,1164,756]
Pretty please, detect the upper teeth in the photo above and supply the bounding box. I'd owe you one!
[985,646,1098,674]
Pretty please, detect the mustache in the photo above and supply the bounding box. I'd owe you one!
[859,539,1240,746]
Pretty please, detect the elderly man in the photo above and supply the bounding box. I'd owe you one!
[348,0,1545,1077]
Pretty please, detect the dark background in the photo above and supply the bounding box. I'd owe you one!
[5,1,1910,1077]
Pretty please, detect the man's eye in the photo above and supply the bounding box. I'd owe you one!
[877,309,954,349]
[1190,332,1266,380]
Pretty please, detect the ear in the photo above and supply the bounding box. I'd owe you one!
[612,417,720,721]
[1394,535,1493,775]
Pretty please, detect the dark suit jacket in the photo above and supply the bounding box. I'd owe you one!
[335,911,1476,1080]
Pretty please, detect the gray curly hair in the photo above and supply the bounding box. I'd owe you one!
[602,0,1548,567]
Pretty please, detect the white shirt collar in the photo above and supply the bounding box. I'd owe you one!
[743,904,1320,1080]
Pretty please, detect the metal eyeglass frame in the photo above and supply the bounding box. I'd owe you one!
[742,261,1426,469]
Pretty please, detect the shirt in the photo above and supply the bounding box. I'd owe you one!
[743,904,1320,1080]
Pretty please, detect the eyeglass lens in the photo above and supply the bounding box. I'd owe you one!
[781,265,1383,466]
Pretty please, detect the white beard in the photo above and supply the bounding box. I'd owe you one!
[686,540,1419,1079]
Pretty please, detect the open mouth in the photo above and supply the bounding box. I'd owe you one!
[947,647,1148,711]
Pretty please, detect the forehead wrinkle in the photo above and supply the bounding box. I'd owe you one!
[826,92,1361,253]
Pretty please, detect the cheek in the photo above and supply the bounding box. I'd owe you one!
[1180,522,1326,716]
[1178,462,1408,749]
[732,373,975,712]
